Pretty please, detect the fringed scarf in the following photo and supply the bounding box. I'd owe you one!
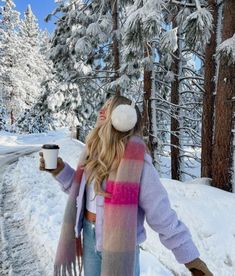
[54,135,146,276]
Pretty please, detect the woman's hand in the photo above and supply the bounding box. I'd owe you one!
[39,152,65,177]
[185,258,213,276]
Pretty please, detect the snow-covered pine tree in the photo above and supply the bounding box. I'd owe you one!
[12,79,56,133]
[110,0,120,95]
[0,0,20,125]
[0,2,50,128]
[0,97,7,130]
[38,29,51,57]
[121,0,205,180]
[11,73,79,134]
[20,4,39,48]
[169,17,182,180]
[11,5,58,134]
[14,5,49,111]
[122,0,164,157]
[148,1,208,180]
[172,0,213,181]
[169,4,204,181]
[48,0,130,139]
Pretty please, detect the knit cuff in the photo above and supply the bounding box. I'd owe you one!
[54,162,75,191]
[172,239,200,264]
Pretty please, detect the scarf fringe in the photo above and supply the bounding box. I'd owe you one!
[54,260,82,276]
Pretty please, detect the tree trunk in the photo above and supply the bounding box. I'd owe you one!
[10,110,14,125]
[111,0,120,96]
[170,21,180,180]
[212,0,235,191]
[201,0,217,178]
[143,44,153,153]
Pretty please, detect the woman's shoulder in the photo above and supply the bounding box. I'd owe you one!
[144,151,153,165]
[142,152,160,179]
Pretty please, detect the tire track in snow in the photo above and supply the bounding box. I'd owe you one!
[0,149,49,276]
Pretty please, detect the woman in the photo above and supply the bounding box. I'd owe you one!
[39,95,213,276]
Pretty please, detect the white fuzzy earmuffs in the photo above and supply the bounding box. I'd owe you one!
[111,101,137,132]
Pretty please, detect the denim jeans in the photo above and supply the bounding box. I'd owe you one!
[83,217,140,276]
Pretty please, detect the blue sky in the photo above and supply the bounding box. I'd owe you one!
[14,0,57,32]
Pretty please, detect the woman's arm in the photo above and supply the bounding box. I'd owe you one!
[53,162,75,194]
[139,153,200,264]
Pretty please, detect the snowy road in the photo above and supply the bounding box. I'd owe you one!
[0,146,41,167]
[0,146,48,276]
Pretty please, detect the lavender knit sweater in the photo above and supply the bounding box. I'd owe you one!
[55,153,200,264]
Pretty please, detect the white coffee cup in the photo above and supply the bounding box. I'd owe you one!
[41,144,60,170]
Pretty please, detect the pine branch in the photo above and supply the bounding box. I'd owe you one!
[151,97,202,111]
[180,170,199,178]
[154,78,171,88]
[194,0,201,10]
[168,0,205,8]
[191,80,205,92]
[182,48,205,60]
[182,66,203,77]
[179,76,204,81]
[180,90,203,95]
[178,126,201,137]
[157,142,201,159]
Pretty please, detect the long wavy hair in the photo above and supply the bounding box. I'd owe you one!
[82,95,144,197]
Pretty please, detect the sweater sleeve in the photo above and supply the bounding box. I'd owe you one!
[53,162,75,194]
[139,153,200,264]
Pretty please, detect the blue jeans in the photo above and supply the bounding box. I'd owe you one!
[83,217,140,276]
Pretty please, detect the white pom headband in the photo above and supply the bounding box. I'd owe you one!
[111,100,138,132]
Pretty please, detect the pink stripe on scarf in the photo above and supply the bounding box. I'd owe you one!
[105,181,139,204]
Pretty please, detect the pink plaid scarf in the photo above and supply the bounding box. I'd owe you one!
[54,135,146,276]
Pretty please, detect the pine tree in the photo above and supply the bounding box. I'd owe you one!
[110,0,120,95]
[15,5,49,110]
[201,0,217,178]
[12,78,59,134]
[123,0,163,151]
[47,0,124,137]
[0,97,7,130]
[170,17,181,180]
[11,5,56,133]
[0,0,20,124]
[20,5,39,47]
[151,1,209,180]
[212,0,235,191]
[0,2,49,127]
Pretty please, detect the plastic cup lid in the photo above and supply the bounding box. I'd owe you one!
[42,144,60,149]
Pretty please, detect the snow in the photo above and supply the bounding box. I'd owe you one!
[1,129,235,275]
[0,128,69,149]
[182,7,213,50]
[86,22,102,37]
[47,92,65,111]
[216,33,235,65]
[160,27,178,53]
[75,37,92,55]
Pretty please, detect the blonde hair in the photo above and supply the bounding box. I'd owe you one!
[83,95,143,197]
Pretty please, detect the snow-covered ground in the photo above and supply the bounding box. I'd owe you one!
[0,128,235,276]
